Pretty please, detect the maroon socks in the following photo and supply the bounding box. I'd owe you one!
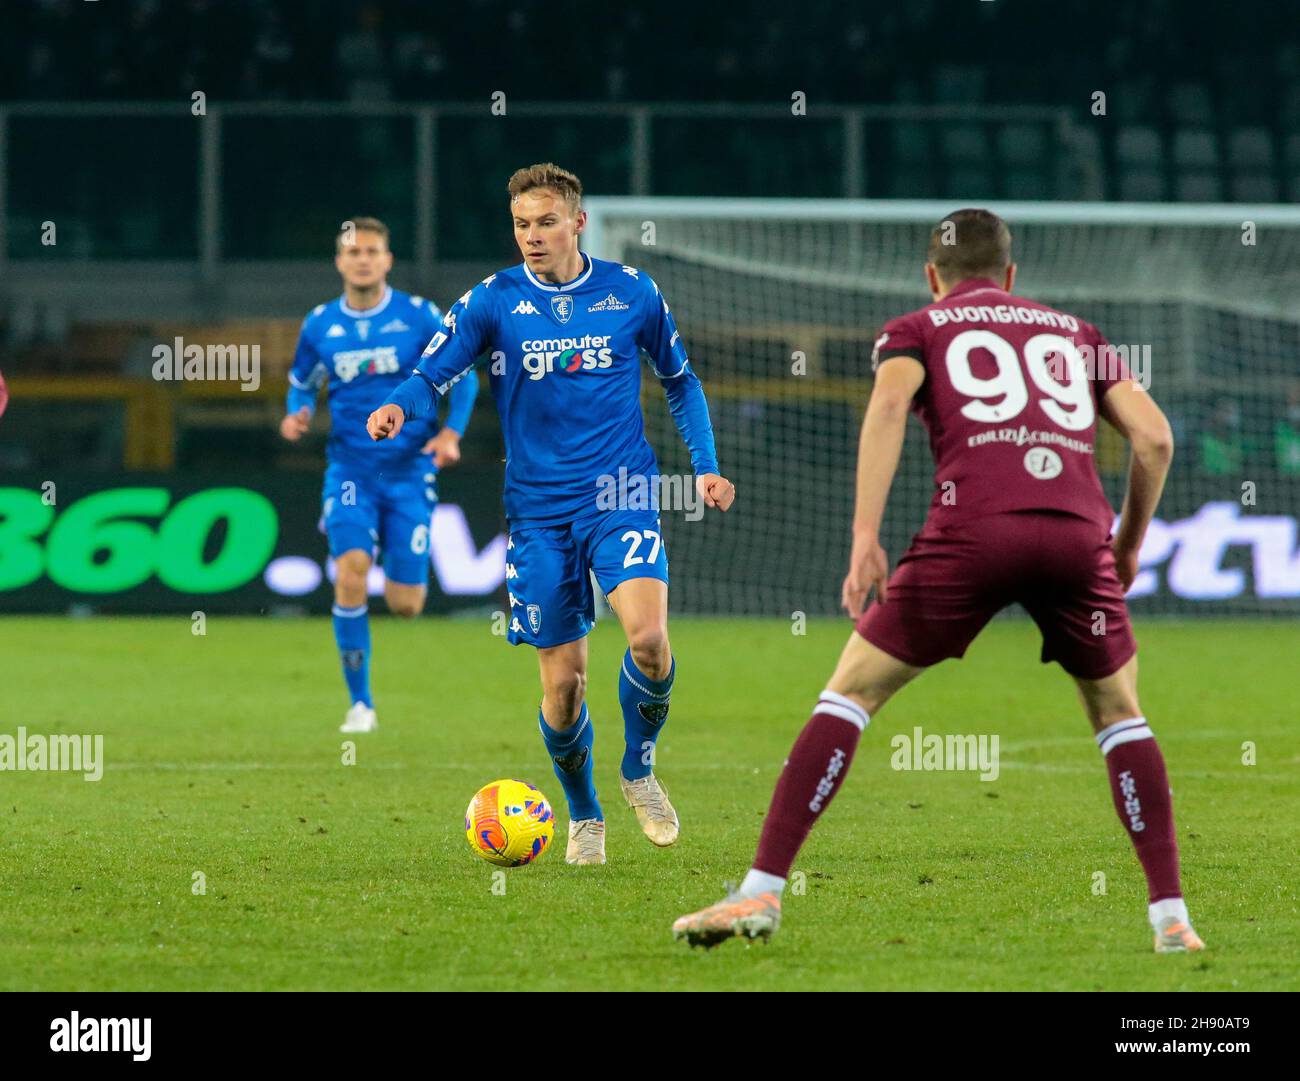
[1096,717,1183,903]
[752,691,869,880]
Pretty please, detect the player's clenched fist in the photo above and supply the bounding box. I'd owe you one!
[696,473,736,512]
[279,406,311,442]
[367,404,406,441]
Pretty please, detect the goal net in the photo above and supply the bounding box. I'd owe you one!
[584,199,1300,619]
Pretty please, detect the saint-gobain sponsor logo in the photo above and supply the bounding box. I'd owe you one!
[520,335,614,380]
[50,1013,151,1061]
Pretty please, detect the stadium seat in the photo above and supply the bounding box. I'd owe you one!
[1228,128,1275,170]
[933,65,987,104]
[890,121,932,166]
[949,166,996,200]
[997,124,1048,165]
[1167,82,1215,125]
[1230,173,1280,202]
[1119,170,1166,201]
[1174,172,1223,202]
[1002,170,1054,200]
[1283,133,1300,170]
[1172,129,1219,170]
[1116,126,1165,201]
[1170,130,1220,201]
[1116,126,1163,167]
[941,125,992,165]
[887,168,940,199]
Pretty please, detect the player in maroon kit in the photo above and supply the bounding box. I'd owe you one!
[673,209,1204,954]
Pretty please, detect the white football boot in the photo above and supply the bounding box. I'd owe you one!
[1154,916,1206,953]
[340,702,378,734]
[565,819,607,865]
[619,772,679,846]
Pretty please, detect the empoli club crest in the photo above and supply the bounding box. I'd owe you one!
[550,294,574,324]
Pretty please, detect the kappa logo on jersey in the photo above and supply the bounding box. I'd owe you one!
[550,294,575,324]
[526,603,542,634]
[587,293,629,312]
[333,346,400,382]
[356,320,370,341]
[326,324,346,338]
[519,335,614,380]
[512,300,541,315]
[379,318,410,334]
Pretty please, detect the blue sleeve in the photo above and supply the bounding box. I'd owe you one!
[386,280,496,421]
[441,367,479,435]
[637,277,720,477]
[287,316,327,415]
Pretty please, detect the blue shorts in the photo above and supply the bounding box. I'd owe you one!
[506,508,669,648]
[322,461,436,586]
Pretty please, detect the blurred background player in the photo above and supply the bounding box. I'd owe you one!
[368,164,734,864]
[281,217,479,733]
[674,209,1203,954]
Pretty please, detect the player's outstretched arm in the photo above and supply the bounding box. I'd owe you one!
[421,367,481,465]
[637,277,731,510]
[842,356,924,617]
[283,318,326,441]
[1101,381,1174,589]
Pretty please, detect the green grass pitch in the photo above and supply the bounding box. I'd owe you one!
[2,616,1295,991]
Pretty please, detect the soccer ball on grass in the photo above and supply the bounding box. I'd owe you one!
[464,779,555,866]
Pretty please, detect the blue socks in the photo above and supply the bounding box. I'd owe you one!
[539,703,602,821]
[619,648,674,781]
[332,603,372,707]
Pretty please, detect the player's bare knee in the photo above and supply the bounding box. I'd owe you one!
[335,551,370,606]
[385,589,424,618]
[628,627,670,678]
[544,670,587,727]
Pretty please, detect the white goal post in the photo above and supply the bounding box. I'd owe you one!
[583,198,1300,618]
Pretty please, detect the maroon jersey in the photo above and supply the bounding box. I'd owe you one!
[872,277,1131,534]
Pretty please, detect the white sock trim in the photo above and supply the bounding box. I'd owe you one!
[332,603,368,618]
[740,868,786,899]
[1097,716,1153,755]
[816,690,869,731]
[541,704,590,746]
[1149,896,1190,930]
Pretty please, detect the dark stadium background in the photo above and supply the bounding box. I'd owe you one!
[1,0,1297,616]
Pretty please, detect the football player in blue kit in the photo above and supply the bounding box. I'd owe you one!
[368,165,734,864]
[282,217,479,734]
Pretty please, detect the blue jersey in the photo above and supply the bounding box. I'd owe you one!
[288,286,478,474]
[385,254,719,526]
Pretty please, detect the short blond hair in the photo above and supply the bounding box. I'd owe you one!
[337,216,390,251]
[507,163,583,215]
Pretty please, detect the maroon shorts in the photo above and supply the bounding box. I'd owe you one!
[857,511,1137,680]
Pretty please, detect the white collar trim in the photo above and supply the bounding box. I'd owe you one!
[340,285,393,318]
[524,253,593,292]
